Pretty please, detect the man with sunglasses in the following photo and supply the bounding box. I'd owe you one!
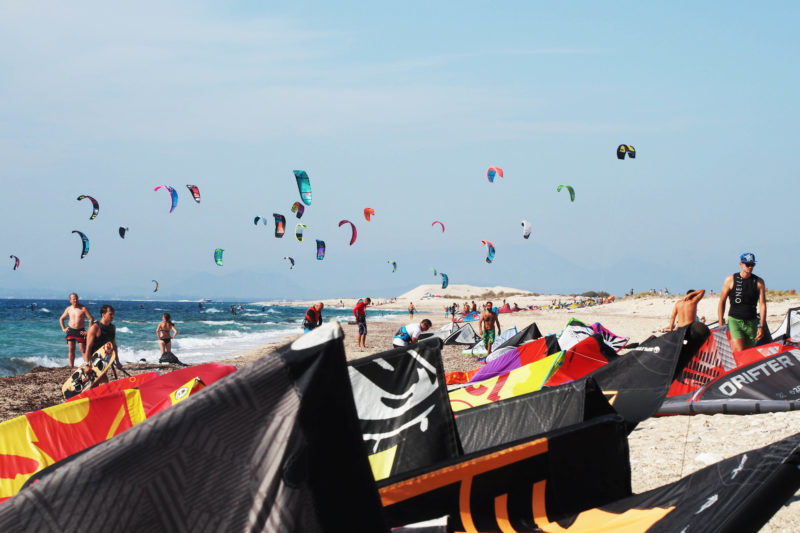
[718,252,767,352]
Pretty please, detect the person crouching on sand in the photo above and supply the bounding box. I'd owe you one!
[393,319,432,347]
[303,302,324,333]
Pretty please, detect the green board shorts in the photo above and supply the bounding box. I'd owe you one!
[482,329,496,346]
[728,316,759,346]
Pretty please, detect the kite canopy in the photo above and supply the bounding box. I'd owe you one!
[273,214,286,238]
[291,202,305,218]
[154,185,178,213]
[363,207,374,221]
[9,255,20,270]
[283,256,295,269]
[315,240,325,260]
[253,216,267,225]
[338,220,357,246]
[432,268,437,277]
[294,170,312,206]
[388,260,397,273]
[295,224,308,242]
[557,184,575,202]
[481,240,495,263]
[521,220,532,239]
[152,280,159,292]
[76,195,99,220]
[617,144,636,159]
[186,184,201,203]
[118,227,128,239]
[213,248,224,267]
[487,167,503,183]
[72,230,89,259]
[431,220,445,232]
[441,272,448,289]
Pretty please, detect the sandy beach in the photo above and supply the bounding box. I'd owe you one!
[3,285,800,530]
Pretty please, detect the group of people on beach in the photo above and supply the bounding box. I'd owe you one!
[58,293,178,369]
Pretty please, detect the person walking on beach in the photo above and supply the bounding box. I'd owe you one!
[156,313,178,357]
[666,290,705,331]
[58,292,95,368]
[303,302,324,333]
[392,319,432,347]
[354,298,371,348]
[718,252,767,352]
[85,304,120,374]
[479,302,501,355]
[408,302,416,319]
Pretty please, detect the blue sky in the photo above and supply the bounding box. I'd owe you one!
[1,1,798,300]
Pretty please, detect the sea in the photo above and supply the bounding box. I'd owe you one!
[0,298,399,377]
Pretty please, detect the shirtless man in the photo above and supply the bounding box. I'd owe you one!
[58,293,95,367]
[666,289,705,331]
[479,302,501,355]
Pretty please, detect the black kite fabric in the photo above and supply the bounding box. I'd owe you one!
[0,323,387,532]
[348,338,461,481]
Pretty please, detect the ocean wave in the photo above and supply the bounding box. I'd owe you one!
[200,320,236,326]
[203,308,222,313]
[116,326,132,333]
[39,308,51,313]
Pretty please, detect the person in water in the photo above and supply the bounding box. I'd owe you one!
[479,302,501,355]
[303,302,324,333]
[156,313,178,356]
[393,319,432,347]
[84,305,120,378]
[58,292,95,368]
[718,252,767,352]
[666,289,706,331]
[353,298,371,348]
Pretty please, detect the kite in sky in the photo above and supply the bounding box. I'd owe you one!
[76,195,99,220]
[557,184,575,202]
[294,170,312,206]
[152,280,159,292]
[388,260,397,273]
[617,144,636,160]
[186,184,201,203]
[284,256,295,269]
[9,255,20,271]
[118,227,128,239]
[487,167,503,183]
[295,224,308,242]
[72,231,89,259]
[364,207,374,221]
[291,202,305,218]
[441,272,449,289]
[432,221,445,232]
[154,185,178,213]
[521,220,532,239]
[315,240,325,260]
[481,240,495,263]
[273,214,286,238]
[214,248,224,266]
[338,220,357,246]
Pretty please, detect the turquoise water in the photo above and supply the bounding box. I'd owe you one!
[0,299,393,377]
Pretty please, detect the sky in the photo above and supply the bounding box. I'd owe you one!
[1,1,798,300]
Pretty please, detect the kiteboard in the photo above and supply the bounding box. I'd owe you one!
[62,341,117,401]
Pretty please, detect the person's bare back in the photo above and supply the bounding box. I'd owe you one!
[668,289,705,330]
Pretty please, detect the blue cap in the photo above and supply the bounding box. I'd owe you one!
[740,252,756,263]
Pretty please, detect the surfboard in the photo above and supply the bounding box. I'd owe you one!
[62,342,117,401]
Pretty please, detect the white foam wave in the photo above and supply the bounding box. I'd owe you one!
[201,320,236,325]
[116,326,132,333]
[203,308,222,313]
[19,355,63,368]
[39,308,51,313]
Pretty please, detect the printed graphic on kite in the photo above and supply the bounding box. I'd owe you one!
[315,240,325,260]
[295,224,308,242]
[291,202,305,218]
[617,144,636,160]
[521,220,532,239]
[481,240,495,263]
[284,256,295,269]
[186,185,201,203]
[557,184,575,202]
[9,255,20,270]
[76,195,100,220]
[487,167,503,183]
[213,248,224,267]
[364,207,375,221]
[118,227,128,239]
[273,214,286,238]
[72,231,90,259]
[338,220,357,245]
[294,170,312,206]
[154,185,178,213]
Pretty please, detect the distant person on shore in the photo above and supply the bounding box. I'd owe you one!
[718,252,767,352]
[471,301,477,312]
[304,302,324,333]
[392,319,432,347]
[85,305,120,377]
[450,303,457,321]
[408,302,416,318]
[463,302,470,314]
[666,290,705,331]
[58,292,95,368]
[354,298,371,348]
[479,302,501,355]
[156,313,178,357]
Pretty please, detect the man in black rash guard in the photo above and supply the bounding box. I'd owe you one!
[718,252,767,352]
[303,302,324,333]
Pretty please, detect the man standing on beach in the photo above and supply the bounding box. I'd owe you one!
[479,302,501,355]
[58,292,94,368]
[85,304,121,369]
[303,302,324,333]
[408,302,416,319]
[718,252,767,352]
[393,319,432,347]
[666,289,705,331]
[354,298,371,348]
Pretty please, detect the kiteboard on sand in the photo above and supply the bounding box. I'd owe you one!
[62,342,116,401]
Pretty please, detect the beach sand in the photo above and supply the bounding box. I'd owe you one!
[3,286,800,530]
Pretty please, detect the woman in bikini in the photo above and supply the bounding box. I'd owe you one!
[156,313,178,356]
